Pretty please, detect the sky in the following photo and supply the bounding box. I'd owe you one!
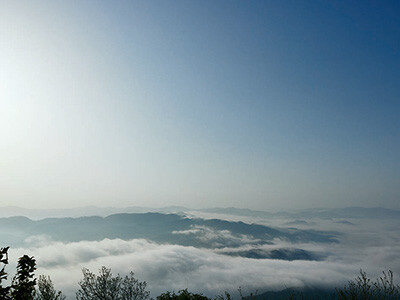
[0,0,399,210]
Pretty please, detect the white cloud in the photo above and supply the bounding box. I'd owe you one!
[172,225,261,247]
[4,231,399,300]
[4,217,400,300]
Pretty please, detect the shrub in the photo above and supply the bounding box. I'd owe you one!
[157,289,210,300]
[76,266,150,300]
[336,269,400,300]
[35,275,66,300]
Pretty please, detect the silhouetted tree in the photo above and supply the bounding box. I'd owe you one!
[11,254,37,300]
[336,269,400,300]
[214,291,231,300]
[35,275,66,300]
[0,247,11,299]
[119,271,150,300]
[157,289,210,300]
[76,266,150,300]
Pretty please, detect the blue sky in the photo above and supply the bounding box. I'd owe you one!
[0,1,399,209]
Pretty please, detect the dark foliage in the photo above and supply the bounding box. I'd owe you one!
[0,247,11,299]
[157,289,210,300]
[76,266,150,300]
[336,269,400,300]
[11,254,37,300]
[35,275,66,300]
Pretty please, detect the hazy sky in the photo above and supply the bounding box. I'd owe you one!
[1,1,399,210]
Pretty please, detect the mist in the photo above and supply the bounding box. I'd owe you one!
[2,207,400,299]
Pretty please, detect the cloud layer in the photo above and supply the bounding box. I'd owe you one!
[3,214,400,300]
[6,227,400,300]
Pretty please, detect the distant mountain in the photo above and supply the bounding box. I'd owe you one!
[0,213,336,260]
[289,207,400,220]
[1,205,399,220]
[246,287,336,300]
[0,205,190,219]
[333,220,355,225]
[0,205,129,219]
[197,207,274,218]
[284,219,314,226]
[199,206,400,220]
[221,248,324,261]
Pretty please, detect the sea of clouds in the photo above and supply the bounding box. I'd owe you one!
[5,215,400,299]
